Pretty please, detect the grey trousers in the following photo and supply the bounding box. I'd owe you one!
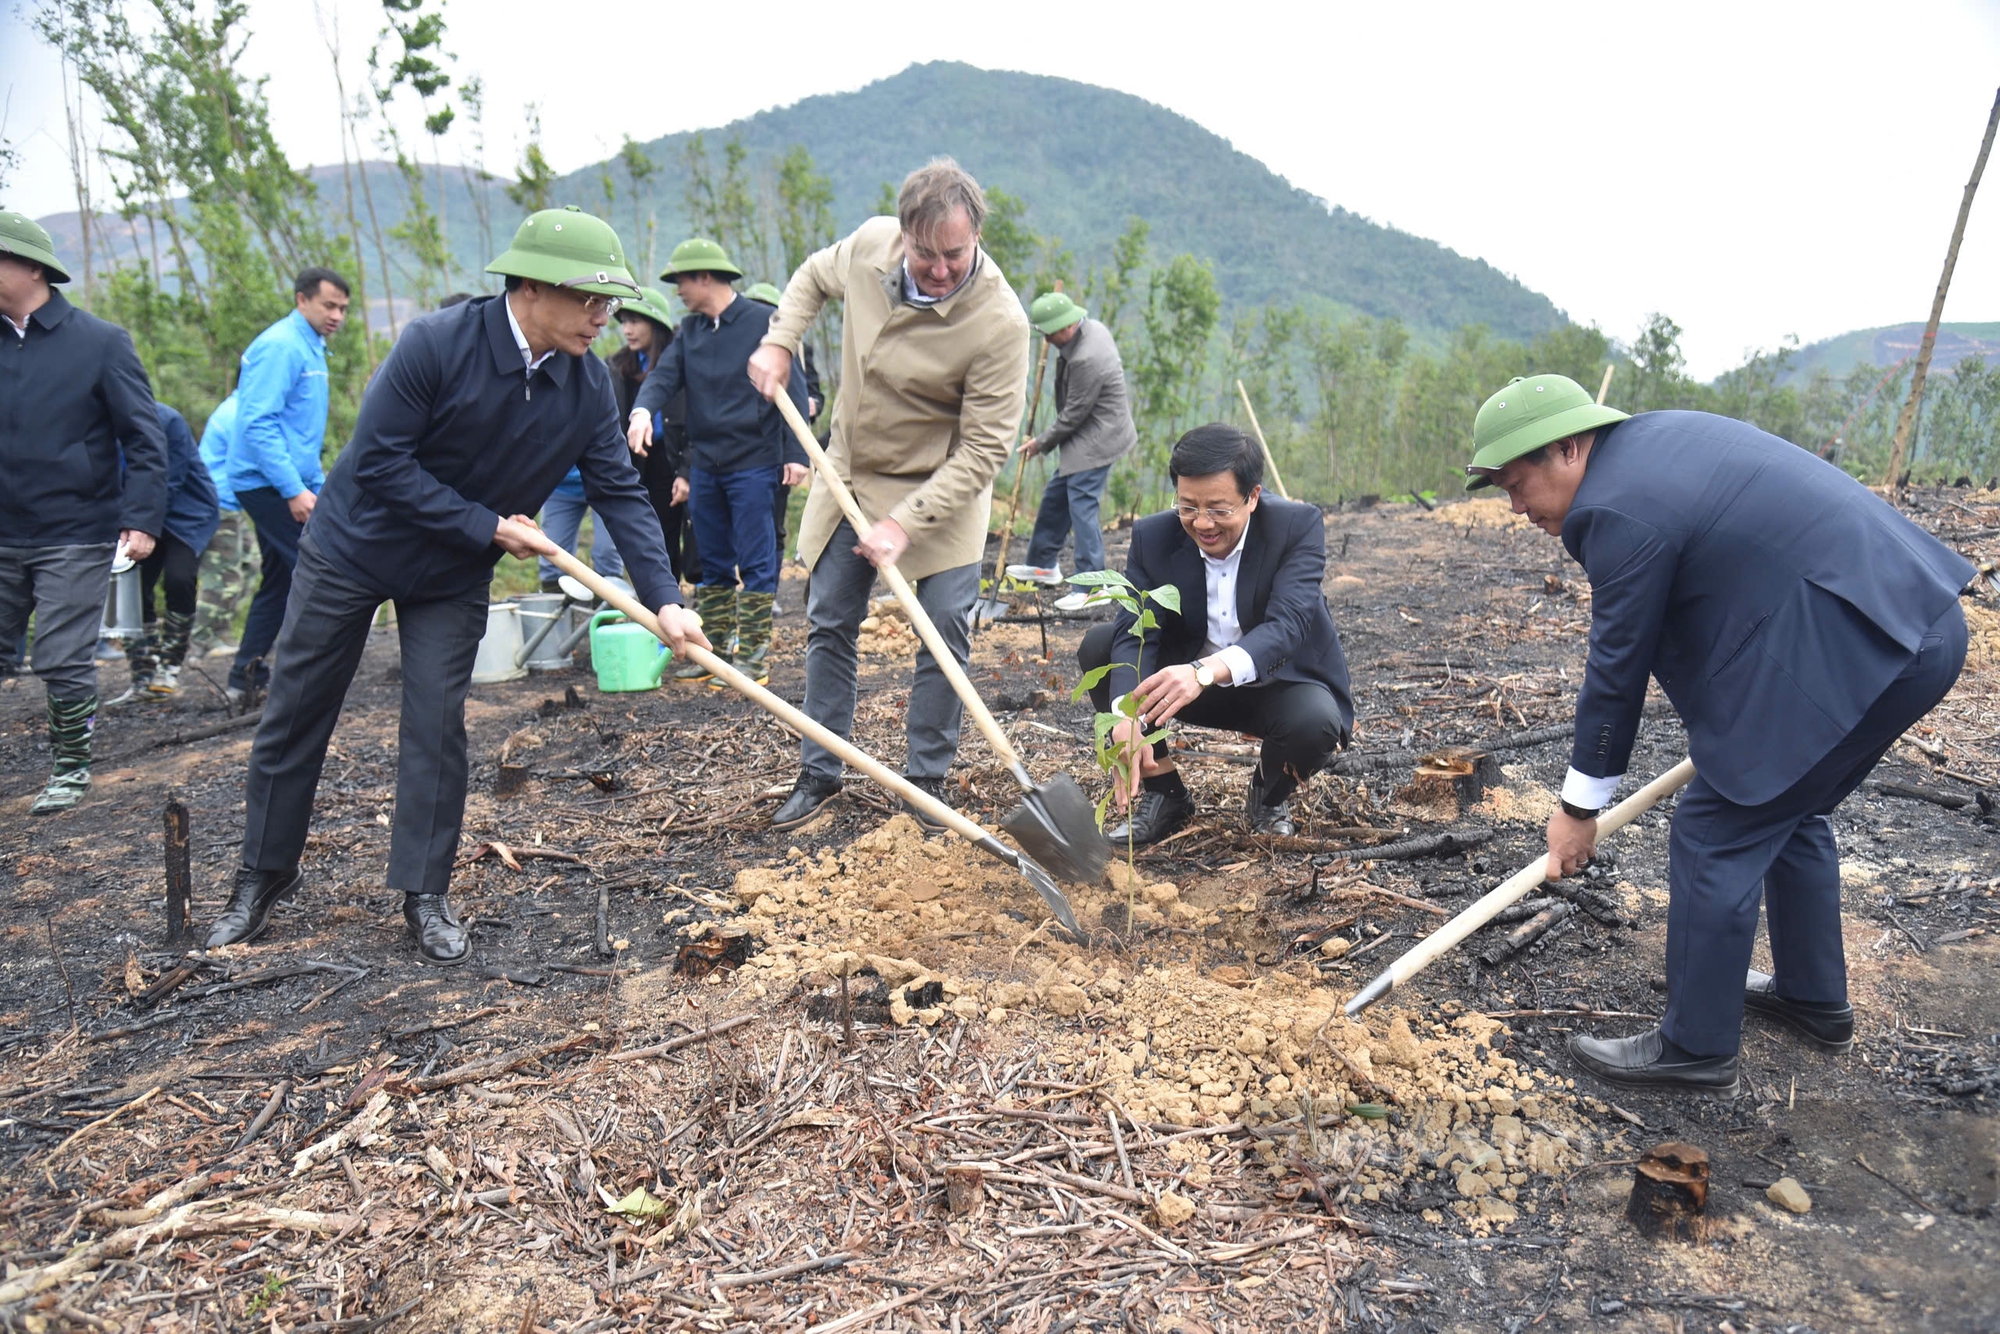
[240,537,487,897]
[801,519,980,783]
[0,544,116,698]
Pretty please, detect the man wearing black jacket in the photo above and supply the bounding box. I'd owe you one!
[212,208,708,965]
[1078,424,1352,845]
[0,211,167,814]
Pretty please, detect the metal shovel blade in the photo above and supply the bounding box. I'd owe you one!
[969,597,1010,628]
[999,773,1110,886]
[1015,853,1082,939]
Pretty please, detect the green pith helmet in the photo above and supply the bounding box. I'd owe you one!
[744,281,783,306]
[618,285,677,329]
[659,237,742,281]
[0,211,71,284]
[1464,373,1629,490]
[1029,290,1085,336]
[485,206,639,297]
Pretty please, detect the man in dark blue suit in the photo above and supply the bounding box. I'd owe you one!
[1078,424,1353,845]
[1467,374,1971,1097]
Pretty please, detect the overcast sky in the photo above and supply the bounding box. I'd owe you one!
[3,0,1996,378]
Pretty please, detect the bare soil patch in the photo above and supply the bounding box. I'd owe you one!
[0,491,1995,1331]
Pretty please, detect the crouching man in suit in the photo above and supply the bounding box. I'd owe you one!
[1467,374,1971,1097]
[1078,423,1353,845]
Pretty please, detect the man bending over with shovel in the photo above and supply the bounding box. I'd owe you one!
[748,158,1029,832]
[1466,374,1970,1096]
[212,208,707,966]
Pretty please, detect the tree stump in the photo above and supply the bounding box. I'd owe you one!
[944,1165,984,1216]
[1625,1142,1709,1240]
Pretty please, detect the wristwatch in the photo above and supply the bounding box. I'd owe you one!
[1193,659,1216,689]
[1560,799,1601,821]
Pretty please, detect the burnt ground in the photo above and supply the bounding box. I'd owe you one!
[0,490,1996,1333]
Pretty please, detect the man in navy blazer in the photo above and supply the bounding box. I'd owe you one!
[1467,374,1971,1097]
[1078,423,1352,846]
[213,208,710,967]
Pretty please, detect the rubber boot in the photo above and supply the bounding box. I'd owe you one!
[720,591,773,687]
[149,609,193,695]
[111,630,154,704]
[673,585,734,681]
[30,695,96,814]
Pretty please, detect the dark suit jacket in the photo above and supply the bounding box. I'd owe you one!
[1566,411,1972,806]
[310,296,679,609]
[1101,496,1353,729]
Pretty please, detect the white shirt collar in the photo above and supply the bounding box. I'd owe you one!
[1201,522,1251,567]
[2,312,26,339]
[503,293,557,373]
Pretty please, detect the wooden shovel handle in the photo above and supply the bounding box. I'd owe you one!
[771,390,1026,774]
[989,337,1052,585]
[542,547,1000,850]
[1349,758,1695,1014]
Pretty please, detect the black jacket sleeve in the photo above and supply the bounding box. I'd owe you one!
[1564,504,1678,780]
[578,379,682,612]
[1234,508,1327,680]
[632,332,687,422]
[346,322,502,552]
[105,327,168,537]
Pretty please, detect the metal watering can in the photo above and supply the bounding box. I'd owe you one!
[588,610,670,692]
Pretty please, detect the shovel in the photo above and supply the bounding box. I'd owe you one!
[543,546,1084,938]
[772,390,1109,889]
[973,337,1053,628]
[1345,758,1696,1017]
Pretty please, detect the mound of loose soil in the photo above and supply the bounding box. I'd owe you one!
[649,813,1596,1231]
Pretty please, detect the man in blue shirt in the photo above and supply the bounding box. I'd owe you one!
[627,239,806,686]
[222,266,349,709]
[214,208,706,967]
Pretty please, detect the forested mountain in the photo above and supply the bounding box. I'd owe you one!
[1776,321,2000,385]
[36,62,1565,343]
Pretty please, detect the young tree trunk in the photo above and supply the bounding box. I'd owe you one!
[1884,86,2000,491]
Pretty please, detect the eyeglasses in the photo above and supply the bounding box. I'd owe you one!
[579,293,624,316]
[1174,502,1241,522]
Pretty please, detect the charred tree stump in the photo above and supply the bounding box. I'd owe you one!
[163,799,191,945]
[1625,1142,1709,1241]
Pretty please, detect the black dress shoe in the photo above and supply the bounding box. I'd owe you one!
[1744,970,1854,1052]
[404,894,470,967]
[772,772,843,830]
[1245,771,1296,836]
[1103,788,1197,849]
[1567,1026,1739,1099]
[902,775,950,833]
[205,866,302,948]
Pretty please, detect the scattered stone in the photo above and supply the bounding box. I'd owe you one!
[1320,936,1353,960]
[1152,1190,1197,1228]
[1766,1177,1812,1214]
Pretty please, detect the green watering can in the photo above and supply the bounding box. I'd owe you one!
[588,610,671,691]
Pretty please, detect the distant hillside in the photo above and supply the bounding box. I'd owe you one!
[35,62,1565,343]
[1779,321,2000,384]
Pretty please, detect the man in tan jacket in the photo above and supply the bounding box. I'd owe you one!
[750,158,1030,830]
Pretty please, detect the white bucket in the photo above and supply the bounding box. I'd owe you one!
[470,602,527,684]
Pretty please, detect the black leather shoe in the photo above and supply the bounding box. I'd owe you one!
[205,866,301,948]
[404,894,470,967]
[1744,970,1854,1052]
[902,775,950,833]
[1245,771,1296,837]
[772,772,843,830]
[1567,1027,1739,1099]
[1103,788,1197,849]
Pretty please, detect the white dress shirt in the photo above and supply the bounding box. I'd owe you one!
[1199,525,1258,687]
[504,294,557,389]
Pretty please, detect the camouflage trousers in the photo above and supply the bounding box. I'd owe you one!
[193,511,265,652]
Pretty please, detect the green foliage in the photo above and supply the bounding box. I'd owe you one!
[618,135,661,279]
[505,105,556,215]
[682,133,764,275]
